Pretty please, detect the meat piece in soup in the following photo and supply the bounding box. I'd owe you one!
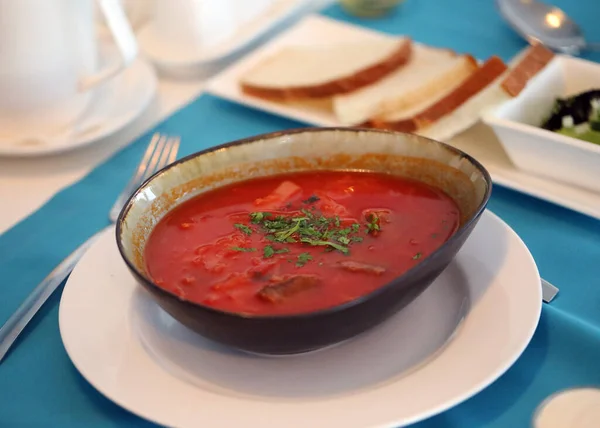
[144,171,461,315]
[257,275,321,303]
[337,260,386,275]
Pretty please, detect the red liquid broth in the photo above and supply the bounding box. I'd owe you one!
[144,171,460,315]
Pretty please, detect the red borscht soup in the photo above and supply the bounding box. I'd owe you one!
[144,171,460,315]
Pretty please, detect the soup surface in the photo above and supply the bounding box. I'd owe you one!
[145,171,460,315]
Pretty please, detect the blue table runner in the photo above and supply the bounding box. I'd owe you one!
[1,1,599,426]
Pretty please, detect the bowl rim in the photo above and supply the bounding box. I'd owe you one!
[115,126,493,321]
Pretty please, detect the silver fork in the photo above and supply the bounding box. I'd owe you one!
[0,133,180,363]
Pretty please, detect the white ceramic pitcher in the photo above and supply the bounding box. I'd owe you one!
[0,0,138,141]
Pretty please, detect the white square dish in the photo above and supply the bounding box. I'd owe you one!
[483,55,600,194]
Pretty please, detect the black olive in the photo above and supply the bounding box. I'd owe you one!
[541,89,600,131]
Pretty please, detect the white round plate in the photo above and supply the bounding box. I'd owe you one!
[59,210,542,428]
[0,54,157,157]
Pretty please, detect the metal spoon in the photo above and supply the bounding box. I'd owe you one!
[496,0,600,55]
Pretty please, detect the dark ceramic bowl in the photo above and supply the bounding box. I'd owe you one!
[116,127,492,355]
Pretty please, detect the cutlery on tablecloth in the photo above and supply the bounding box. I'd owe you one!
[496,0,600,55]
[0,133,180,363]
[542,278,559,303]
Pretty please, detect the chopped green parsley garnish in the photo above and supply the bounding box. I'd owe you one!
[250,212,270,224]
[254,209,361,255]
[263,245,290,259]
[234,223,252,235]
[337,236,351,245]
[366,213,380,234]
[296,252,313,267]
[263,245,275,258]
[231,205,387,267]
[231,246,256,252]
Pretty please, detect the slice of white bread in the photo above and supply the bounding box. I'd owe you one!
[370,44,555,139]
[240,38,412,99]
[370,56,509,132]
[332,45,478,126]
[500,42,555,97]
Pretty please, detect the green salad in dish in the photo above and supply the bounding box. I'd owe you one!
[541,89,600,145]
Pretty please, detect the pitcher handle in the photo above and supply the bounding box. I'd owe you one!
[79,0,138,91]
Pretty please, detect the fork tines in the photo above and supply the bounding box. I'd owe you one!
[109,133,180,222]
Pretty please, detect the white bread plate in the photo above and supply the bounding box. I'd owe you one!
[207,14,491,142]
[208,14,552,141]
[483,55,600,194]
